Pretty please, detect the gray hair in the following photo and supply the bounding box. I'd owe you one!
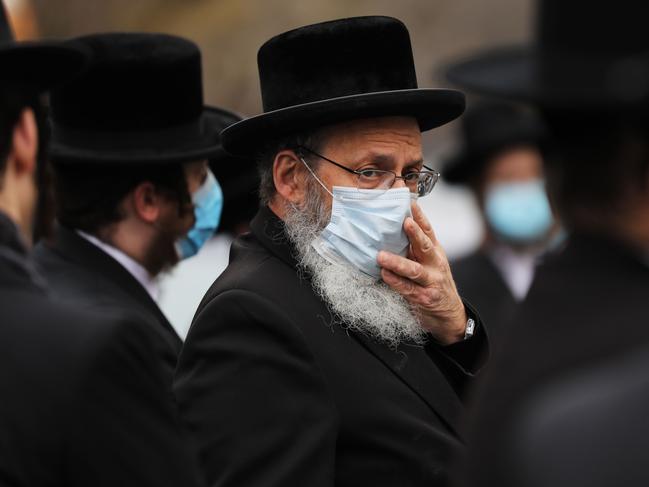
[255,129,326,206]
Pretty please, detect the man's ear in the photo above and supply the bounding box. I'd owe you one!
[132,181,161,223]
[272,149,308,204]
[11,108,38,177]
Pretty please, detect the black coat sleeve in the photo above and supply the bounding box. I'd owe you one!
[425,300,489,399]
[68,315,203,487]
[174,289,339,487]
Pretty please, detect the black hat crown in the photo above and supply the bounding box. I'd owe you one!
[258,16,418,112]
[461,102,543,152]
[222,16,465,156]
[537,0,649,104]
[0,0,86,91]
[446,0,649,108]
[537,0,649,55]
[444,102,545,184]
[52,33,203,133]
[50,33,230,164]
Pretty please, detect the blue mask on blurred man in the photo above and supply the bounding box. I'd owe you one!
[485,179,553,244]
[176,169,223,260]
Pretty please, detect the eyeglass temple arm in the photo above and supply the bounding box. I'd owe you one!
[296,145,363,176]
[299,145,438,176]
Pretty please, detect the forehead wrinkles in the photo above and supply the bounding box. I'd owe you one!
[326,127,422,161]
[355,129,422,164]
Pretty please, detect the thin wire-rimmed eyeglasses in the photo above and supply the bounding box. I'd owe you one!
[297,145,440,197]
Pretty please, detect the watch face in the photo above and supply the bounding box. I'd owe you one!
[464,318,476,340]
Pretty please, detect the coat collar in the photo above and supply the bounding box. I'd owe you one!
[44,225,178,340]
[0,211,48,292]
[250,205,299,268]
[0,210,27,256]
[250,205,464,436]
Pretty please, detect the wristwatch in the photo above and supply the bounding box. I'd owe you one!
[464,318,476,340]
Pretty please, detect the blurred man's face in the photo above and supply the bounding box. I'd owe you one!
[303,116,423,208]
[0,108,40,245]
[478,145,556,247]
[482,145,544,190]
[144,159,208,274]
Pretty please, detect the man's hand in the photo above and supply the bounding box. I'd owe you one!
[378,202,467,346]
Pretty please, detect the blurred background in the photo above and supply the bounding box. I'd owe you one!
[6,0,536,335]
[7,0,533,258]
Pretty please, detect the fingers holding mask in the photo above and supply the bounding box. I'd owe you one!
[404,202,446,265]
[377,251,433,287]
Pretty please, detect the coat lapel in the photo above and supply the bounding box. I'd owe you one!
[351,331,464,437]
[46,226,180,345]
[251,206,464,437]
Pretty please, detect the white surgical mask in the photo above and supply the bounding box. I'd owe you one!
[300,157,414,279]
[312,186,414,279]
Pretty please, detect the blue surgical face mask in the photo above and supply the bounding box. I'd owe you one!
[175,169,223,260]
[485,179,553,244]
[300,157,414,279]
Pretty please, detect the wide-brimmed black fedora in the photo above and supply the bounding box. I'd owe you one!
[222,16,465,157]
[50,33,231,164]
[446,0,649,109]
[0,2,86,90]
[444,101,545,185]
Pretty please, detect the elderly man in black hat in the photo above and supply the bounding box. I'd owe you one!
[445,0,649,485]
[33,33,233,385]
[444,101,557,345]
[0,4,201,486]
[175,16,488,487]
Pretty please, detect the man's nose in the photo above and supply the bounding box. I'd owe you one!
[392,177,408,189]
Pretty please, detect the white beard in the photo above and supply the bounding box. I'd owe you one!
[283,179,427,349]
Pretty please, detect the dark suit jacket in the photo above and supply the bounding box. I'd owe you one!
[451,251,517,347]
[456,234,649,487]
[33,225,181,384]
[0,213,200,487]
[505,346,649,487]
[175,206,488,487]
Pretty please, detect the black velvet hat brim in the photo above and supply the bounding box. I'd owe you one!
[0,42,87,91]
[50,106,230,165]
[221,88,465,157]
[446,46,649,110]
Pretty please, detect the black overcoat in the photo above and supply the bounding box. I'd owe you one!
[33,225,181,384]
[451,251,518,348]
[174,206,488,487]
[0,213,200,487]
[456,234,649,487]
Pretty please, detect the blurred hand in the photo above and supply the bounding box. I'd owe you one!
[378,203,467,345]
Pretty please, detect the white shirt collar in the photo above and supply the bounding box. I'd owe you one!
[488,244,539,301]
[76,230,160,301]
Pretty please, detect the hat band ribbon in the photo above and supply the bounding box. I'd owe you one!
[52,117,204,151]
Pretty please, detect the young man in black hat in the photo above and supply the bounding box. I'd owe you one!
[158,109,259,336]
[33,33,231,384]
[175,16,488,487]
[0,5,201,486]
[445,0,649,485]
[444,101,557,345]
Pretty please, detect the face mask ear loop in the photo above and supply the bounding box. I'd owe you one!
[299,156,345,201]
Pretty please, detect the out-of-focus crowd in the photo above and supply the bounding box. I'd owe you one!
[1,1,648,486]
